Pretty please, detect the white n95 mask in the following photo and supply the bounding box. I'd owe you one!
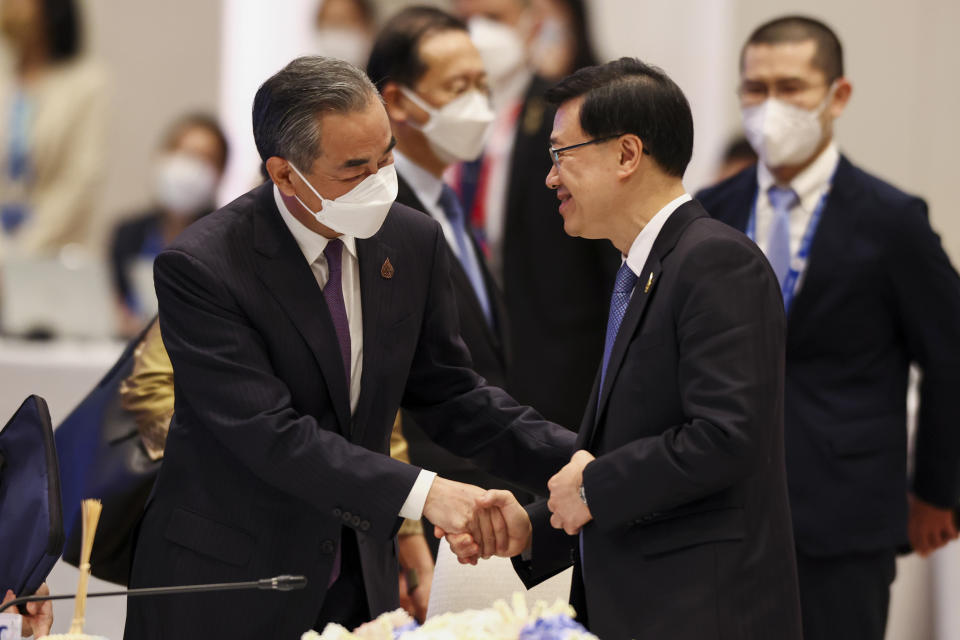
[288,162,398,239]
[741,84,836,168]
[401,87,495,164]
[154,153,218,215]
[467,16,527,87]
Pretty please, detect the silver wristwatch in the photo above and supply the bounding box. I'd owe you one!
[578,484,588,505]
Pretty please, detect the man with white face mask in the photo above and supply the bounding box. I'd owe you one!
[367,6,536,562]
[123,56,576,640]
[698,16,960,640]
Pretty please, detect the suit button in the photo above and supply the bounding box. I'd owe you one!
[321,540,335,554]
[342,511,352,523]
[351,515,361,527]
[332,508,342,518]
[360,520,370,531]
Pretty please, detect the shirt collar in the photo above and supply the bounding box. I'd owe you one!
[393,151,444,210]
[272,183,357,264]
[758,141,840,213]
[624,193,692,277]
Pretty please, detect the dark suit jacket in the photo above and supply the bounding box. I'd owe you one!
[499,77,619,430]
[395,174,534,507]
[124,182,576,640]
[698,156,960,556]
[513,201,802,640]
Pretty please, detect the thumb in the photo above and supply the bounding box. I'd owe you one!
[2,590,13,605]
[477,489,511,509]
[434,525,446,539]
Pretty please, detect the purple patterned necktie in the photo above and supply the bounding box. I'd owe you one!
[322,238,350,587]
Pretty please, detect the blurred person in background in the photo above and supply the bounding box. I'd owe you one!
[0,0,107,257]
[453,0,618,433]
[697,16,960,640]
[109,114,228,337]
[367,5,534,560]
[312,0,375,68]
[120,318,436,622]
[711,134,757,185]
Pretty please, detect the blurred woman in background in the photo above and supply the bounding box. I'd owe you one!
[109,113,228,336]
[0,0,107,258]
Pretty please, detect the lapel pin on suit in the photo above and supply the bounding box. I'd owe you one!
[644,272,654,293]
[381,258,394,279]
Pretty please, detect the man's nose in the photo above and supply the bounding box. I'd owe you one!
[545,164,560,190]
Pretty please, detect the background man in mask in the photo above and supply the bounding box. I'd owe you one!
[123,56,576,640]
[452,0,618,433]
[697,15,960,640]
[366,6,534,558]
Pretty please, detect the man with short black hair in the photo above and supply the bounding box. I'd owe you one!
[455,56,802,640]
[366,7,534,560]
[123,56,576,640]
[698,15,960,640]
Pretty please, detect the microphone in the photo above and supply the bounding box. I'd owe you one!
[0,574,307,614]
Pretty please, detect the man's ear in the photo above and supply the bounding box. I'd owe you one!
[381,82,409,123]
[616,134,644,180]
[828,77,853,119]
[266,157,296,196]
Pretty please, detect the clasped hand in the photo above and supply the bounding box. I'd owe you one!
[428,450,596,564]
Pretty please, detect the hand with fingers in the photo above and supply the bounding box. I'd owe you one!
[547,450,595,535]
[443,489,533,565]
[2,583,53,638]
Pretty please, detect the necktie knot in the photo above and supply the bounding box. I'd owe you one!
[614,263,639,293]
[768,185,798,213]
[439,184,465,224]
[324,238,343,273]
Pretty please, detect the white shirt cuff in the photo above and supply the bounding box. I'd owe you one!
[398,469,437,520]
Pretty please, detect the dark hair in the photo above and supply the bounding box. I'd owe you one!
[722,135,757,164]
[366,6,467,92]
[545,57,694,178]
[742,16,844,82]
[252,56,378,168]
[42,0,81,61]
[162,113,230,172]
[557,0,598,72]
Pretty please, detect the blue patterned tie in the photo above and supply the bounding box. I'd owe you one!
[600,262,639,392]
[439,184,493,325]
[322,238,348,587]
[766,186,798,290]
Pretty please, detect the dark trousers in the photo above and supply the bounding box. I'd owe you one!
[315,529,369,631]
[796,548,897,640]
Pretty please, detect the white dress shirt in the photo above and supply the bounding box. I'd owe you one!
[273,185,435,520]
[755,141,839,257]
[623,193,693,280]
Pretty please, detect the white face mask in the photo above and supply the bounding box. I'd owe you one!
[467,16,527,87]
[401,87,494,164]
[313,27,372,68]
[154,153,218,215]
[288,162,397,239]
[741,84,836,168]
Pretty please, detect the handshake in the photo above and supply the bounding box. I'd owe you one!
[423,450,596,564]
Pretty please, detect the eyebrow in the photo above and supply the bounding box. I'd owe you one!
[340,137,397,169]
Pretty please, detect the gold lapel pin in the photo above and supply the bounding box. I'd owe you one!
[381,258,394,279]
[644,272,654,293]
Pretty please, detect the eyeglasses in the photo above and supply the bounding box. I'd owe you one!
[548,134,647,167]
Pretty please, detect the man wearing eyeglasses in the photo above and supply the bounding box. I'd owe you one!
[697,16,960,640]
[451,56,802,640]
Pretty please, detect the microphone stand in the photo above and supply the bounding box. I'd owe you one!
[0,575,307,614]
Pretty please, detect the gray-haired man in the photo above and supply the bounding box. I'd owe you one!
[123,56,574,640]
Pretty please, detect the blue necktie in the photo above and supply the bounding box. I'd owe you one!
[321,239,349,587]
[766,186,798,290]
[439,184,493,325]
[600,262,639,392]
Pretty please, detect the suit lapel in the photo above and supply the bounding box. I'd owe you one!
[589,202,707,441]
[350,233,396,445]
[784,156,860,333]
[252,184,351,435]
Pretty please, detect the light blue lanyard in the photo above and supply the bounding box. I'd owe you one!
[7,90,32,180]
[746,181,832,314]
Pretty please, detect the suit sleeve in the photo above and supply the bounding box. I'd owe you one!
[888,198,960,507]
[583,237,786,532]
[401,224,576,496]
[155,248,420,542]
[511,499,576,588]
